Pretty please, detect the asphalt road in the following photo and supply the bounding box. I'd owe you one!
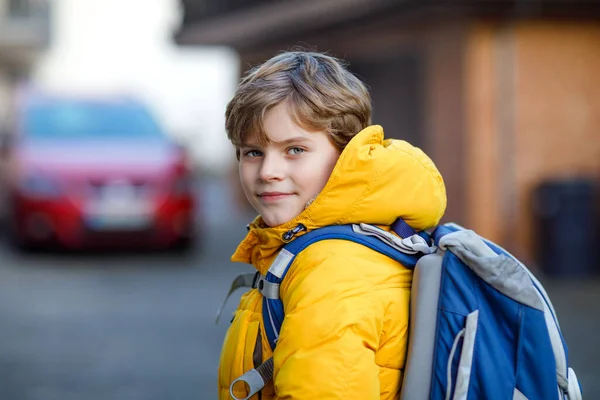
[0,177,597,400]
[0,177,253,400]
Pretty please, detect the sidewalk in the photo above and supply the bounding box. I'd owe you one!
[538,274,600,397]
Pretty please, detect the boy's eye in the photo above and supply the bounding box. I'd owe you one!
[287,147,305,155]
[243,150,262,158]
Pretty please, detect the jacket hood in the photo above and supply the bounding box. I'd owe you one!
[231,125,447,273]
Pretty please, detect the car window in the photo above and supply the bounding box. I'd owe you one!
[22,101,165,140]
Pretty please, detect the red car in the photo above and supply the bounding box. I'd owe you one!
[0,93,197,251]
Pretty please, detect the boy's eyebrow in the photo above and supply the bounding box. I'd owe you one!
[270,136,312,145]
[242,136,311,147]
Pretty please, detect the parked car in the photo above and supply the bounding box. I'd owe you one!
[0,93,197,251]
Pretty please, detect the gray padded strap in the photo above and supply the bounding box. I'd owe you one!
[352,223,435,255]
[400,252,444,400]
[215,272,256,324]
[255,274,280,300]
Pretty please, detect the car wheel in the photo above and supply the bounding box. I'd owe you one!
[170,235,195,253]
[7,224,35,252]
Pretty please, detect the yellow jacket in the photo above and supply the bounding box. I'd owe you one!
[218,125,446,399]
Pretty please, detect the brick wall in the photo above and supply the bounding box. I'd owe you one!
[463,20,600,262]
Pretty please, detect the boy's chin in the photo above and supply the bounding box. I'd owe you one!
[260,212,301,228]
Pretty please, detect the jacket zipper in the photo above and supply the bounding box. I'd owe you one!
[282,223,307,242]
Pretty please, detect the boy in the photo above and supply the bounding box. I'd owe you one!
[219,51,446,399]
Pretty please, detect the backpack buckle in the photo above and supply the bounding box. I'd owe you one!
[254,274,280,300]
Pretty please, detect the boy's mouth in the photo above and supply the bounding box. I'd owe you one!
[258,192,292,202]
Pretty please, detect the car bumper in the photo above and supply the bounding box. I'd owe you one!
[10,193,196,250]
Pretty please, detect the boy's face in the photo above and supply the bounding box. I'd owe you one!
[238,103,341,227]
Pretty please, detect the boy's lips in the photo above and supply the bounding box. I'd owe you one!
[258,192,292,202]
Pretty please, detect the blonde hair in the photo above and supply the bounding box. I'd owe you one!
[225,51,371,157]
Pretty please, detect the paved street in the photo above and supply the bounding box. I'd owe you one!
[0,177,254,400]
[0,177,597,399]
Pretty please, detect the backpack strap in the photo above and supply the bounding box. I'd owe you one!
[262,221,433,351]
[391,217,418,238]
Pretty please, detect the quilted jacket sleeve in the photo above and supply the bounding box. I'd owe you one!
[272,245,388,399]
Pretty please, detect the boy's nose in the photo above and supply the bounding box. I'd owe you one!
[259,154,285,181]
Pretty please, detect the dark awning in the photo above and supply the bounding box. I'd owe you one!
[175,0,600,50]
[176,0,405,47]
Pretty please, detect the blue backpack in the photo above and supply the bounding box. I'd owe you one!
[224,219,583,400]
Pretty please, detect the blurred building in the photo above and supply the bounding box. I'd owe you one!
[175,0,600,263]
[0,0,49,125]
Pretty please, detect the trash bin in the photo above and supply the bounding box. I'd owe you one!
[532,178,598,277]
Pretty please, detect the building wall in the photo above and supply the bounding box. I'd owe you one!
[463,20,600,263]
[0,68,12,127]
[423,23,468,226]
[0,65,14,220]
[0,0,11,127]
[0,0,51,129]
[464,23,506,248]
[513,21,600,260]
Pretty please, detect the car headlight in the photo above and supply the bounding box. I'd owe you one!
[19,174,62,198]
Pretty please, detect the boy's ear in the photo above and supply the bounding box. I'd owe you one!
[236,148,240,161]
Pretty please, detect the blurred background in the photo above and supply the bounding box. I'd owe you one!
[0,0,598,398]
